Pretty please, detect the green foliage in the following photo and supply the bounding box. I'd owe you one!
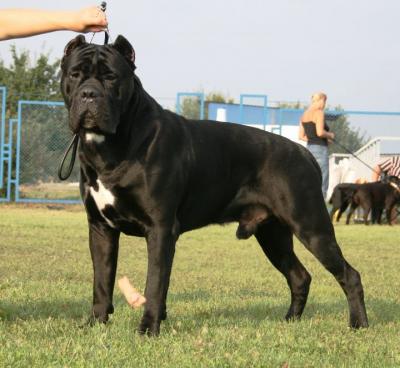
[179,91,234,120]
[0,45,62,118]
[326,107,368,154]
[279,100,305,109]
[1,206,400,367]
[0,46,71,189]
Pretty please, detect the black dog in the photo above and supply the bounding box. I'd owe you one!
[60,35,368,335]
[346,177,400,225]
[329,183,360,222]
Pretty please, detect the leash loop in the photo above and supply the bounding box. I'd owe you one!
[58,134,79,181]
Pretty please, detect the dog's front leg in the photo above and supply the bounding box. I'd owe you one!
[87,222,120,324]
[139,226,177,336]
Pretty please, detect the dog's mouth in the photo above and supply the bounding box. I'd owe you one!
[68,92,117,135]
[79,110,98,130]
[70,104,104,134]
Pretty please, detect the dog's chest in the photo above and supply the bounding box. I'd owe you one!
[87,178,146,236]
[89,179,117,227]
[90,179,115,209]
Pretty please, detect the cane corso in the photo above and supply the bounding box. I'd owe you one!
[346,177,400,225]
[60,35,368,335]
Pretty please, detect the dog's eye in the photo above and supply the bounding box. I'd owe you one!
[69,71,81,79]
[105,73,117,81]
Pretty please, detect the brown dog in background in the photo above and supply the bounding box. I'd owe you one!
[346,177,400,225]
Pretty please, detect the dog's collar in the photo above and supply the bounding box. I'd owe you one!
[389,181,400,193]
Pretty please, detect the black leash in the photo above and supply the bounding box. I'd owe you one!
[58,2,109,181]
[58,134,80,180]
[331,138,381,176]
[89,2,111,44]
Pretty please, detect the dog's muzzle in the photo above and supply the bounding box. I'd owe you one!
[70,83,107,132]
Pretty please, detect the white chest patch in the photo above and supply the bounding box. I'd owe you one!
[85,133,105,144]
[89,180,116,227]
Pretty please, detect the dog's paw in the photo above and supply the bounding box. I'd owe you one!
[80,313,109,328]
[236,225,252,239]
[349,315,369,329]
[138,315,161,337]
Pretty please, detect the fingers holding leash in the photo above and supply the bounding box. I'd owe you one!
[73,6,108,33]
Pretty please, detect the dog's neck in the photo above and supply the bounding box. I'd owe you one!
[78,84,164,176]
[389,181,400,193]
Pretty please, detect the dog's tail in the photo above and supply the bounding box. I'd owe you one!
[328,186,340,205]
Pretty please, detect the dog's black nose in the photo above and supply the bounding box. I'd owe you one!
[81,88,99,101]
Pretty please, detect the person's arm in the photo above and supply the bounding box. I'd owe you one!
[373,157,393,181]
[315,110,334,140]
[0,7,107,41]
[298,121,308,142]
[371,165,382,182]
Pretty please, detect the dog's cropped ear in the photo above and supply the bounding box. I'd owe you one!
[63,35,86,58]
[112,35,136,70]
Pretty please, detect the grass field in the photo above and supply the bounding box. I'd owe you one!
[18,182,80,201]
[0,205,399,367]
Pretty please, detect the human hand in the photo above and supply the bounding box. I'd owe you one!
[326,132,335,144]
[118,276,146,308]
[70,6,108,33]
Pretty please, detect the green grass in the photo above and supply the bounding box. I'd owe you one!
[19,182,80,200]
[0,204,399,367]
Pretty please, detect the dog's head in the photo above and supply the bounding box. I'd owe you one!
[388,175,400,195]
[61,35,136,134]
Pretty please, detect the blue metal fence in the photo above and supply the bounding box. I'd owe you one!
[15,100,80,204]
[0,89,398,204]
[0,119,16,202]
[239,94,268,130]
[0,86,7,189]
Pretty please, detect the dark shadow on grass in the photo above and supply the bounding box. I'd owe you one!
[166,293,400,331]
[365,297,400,323]
[170,289,213,302]
[1,293,398,329]
[0,299,91,322]
[0,296,139,322]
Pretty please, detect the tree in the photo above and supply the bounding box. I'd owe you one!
[0,46,72,193]
[325,108,367,154]
[0,45,62,118]
[179,91,235,120]
[278,101,305,109]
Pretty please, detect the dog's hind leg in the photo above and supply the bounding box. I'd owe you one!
[292,212,368,329]
[373,208,383,224]
[361,204,371,225]
[337,202,349,222]
[330,206,338,222]
[255,217,311,321]
[346,202,357,225]
[385,204,396,225]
